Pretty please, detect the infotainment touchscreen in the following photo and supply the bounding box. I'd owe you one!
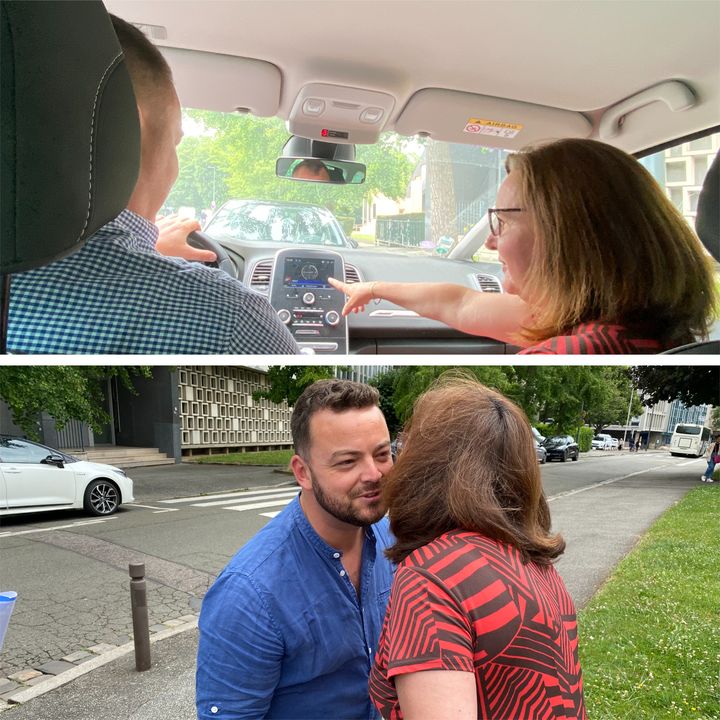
[282,256,336,289]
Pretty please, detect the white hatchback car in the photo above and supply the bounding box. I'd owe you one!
[0,436,134,517]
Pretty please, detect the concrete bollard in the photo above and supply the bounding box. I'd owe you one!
[129,562,151,671]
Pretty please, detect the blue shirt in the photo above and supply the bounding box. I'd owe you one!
[7,210,298,354]
[196,495,395,720]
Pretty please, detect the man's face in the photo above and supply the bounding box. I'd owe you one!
[292,164,330,182]
[298,406,392,527]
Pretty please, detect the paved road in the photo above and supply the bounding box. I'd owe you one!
[0,451,705,716]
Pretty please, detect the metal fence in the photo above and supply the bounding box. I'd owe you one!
[55,419,86,451]
[375,214,425,248]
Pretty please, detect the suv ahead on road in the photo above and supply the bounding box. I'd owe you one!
[592,434,614,450]
[543,436,580,463]
[0,436,134,517]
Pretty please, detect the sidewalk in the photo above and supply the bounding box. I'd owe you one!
[0,468,700,718]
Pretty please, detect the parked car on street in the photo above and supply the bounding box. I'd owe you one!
[592,434,614,450]
[0,436,134,517]
[203,199,357,250]
[543,436,580,462]
[534,440,547,464]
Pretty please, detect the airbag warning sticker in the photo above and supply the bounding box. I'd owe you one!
[463,118,523,138]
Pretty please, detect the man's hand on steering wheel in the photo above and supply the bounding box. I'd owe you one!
[155,214,217,262]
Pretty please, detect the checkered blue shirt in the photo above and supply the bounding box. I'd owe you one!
[7,210,299,354]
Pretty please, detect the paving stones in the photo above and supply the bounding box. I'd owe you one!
[60,651,92,664]
[34,661,75,676]
[6,670,41,683]
[0,611,199,706]
[0,680,18,696]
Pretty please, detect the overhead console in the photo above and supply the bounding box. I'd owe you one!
[269,248,348,355]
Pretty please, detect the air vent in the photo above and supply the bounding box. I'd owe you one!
[473,274,502,293]
[344,264,361,283]
[249,259,273,293]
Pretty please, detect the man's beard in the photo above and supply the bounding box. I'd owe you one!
[309,468,385,527]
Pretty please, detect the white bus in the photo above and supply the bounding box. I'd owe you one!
[669,424,712,458]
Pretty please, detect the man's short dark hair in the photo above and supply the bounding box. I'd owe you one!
[291,380,380,458]
[110,14,173,102]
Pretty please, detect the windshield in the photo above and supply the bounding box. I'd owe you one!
[674,425,702,435]
[545,437,568,447]
[165,109,512,260]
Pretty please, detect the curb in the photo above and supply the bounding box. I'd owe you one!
[0,617,199,711]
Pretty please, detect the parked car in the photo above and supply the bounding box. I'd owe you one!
[543,436,580,462]
[0,436,134,517]
[591,434,614,450]
[203,199,357,250]
[534,440,547,465]
[610,438,619,450]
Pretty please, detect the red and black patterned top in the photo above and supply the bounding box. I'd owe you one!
[369,531,586,720]
[518,322,665,354]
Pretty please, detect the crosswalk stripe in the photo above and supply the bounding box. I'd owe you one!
[224,499,295,512]
[192,489,299,508]
[159,485,298,505]
[260,511,282,519]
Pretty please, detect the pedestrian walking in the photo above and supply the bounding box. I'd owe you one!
[701,433,720,483]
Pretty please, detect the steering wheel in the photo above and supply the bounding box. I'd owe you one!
[187,231,239,280]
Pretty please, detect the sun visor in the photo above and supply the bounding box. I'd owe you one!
[394,89,592,148]
[159,47,281,116]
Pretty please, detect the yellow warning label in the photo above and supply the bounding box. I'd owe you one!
[464,118,523,138]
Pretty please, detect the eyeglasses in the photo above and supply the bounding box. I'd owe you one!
[487,208,523,237]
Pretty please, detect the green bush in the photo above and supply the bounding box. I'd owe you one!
[534,422,554,439]
[578,426,594,452]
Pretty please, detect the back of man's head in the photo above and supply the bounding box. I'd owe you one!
[291,380,380,459]
[110,14,174,107]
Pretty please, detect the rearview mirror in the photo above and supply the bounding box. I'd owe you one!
[276,157,366,185]
[276,135,366,185]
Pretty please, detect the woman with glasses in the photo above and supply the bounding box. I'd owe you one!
[329,138,717,354]
[368,375,586,719]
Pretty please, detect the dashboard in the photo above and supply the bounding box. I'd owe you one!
[216,238,519,354]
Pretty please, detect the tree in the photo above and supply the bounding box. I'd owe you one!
[252,366,335,407]
[0,367,152,439]
[711,406,720,431]
[630,366,720,407]
[369,369,402,437]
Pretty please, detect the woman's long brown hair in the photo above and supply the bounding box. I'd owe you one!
[383,374,565,565]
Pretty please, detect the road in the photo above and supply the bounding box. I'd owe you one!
[0,450,704,681]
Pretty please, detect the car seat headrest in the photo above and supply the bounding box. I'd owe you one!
[1,0,140,274]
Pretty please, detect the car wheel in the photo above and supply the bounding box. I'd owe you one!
[571,452,579,461]
[541,455,546,464]
[84,479,120,516]
[561,450,568,462]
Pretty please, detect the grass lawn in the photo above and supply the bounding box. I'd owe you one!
[189,449,293,466]
[578,486,720,719]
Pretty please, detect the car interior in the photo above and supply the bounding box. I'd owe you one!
[2,0,719,355]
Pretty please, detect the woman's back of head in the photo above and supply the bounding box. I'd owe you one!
[508,138,717,347]
[383,373,565,565]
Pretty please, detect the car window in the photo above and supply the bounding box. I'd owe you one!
[0,438,50,464]
[640,130,720,234]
